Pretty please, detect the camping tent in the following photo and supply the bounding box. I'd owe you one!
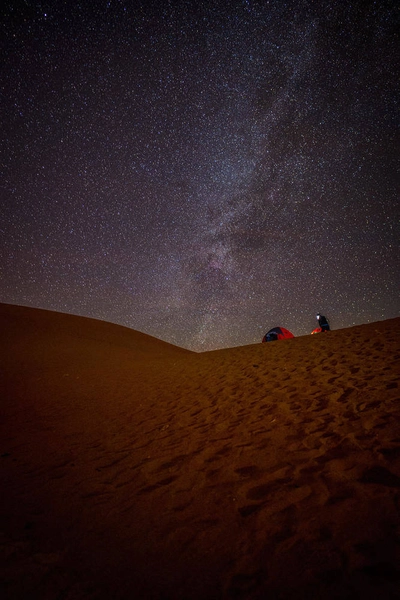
[262,327,294,342]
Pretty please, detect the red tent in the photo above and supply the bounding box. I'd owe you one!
[262,327,294,342]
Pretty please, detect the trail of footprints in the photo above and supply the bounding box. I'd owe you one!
[130,356,400,529]
[81,332,400,558]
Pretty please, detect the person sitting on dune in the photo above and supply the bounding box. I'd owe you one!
[317,313,330,332]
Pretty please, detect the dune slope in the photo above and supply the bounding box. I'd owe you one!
[0,304,399,599]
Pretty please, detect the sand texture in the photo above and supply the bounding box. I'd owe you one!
[1,303,400,599]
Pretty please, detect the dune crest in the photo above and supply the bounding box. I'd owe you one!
[0,303,191,358]
[1,304,399,599]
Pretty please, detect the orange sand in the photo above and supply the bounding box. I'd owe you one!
[0,303,399,599]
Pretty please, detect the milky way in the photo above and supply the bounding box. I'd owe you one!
[1,1,398,350]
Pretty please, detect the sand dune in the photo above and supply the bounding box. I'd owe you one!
[1,303,399,599]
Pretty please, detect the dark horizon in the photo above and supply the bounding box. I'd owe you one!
[2,300,399,354]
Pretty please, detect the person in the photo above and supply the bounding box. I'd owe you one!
[316,313,330,332]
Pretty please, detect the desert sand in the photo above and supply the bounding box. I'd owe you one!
[0,303,399,599]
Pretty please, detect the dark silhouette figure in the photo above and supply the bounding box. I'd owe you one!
[316,313,330,332]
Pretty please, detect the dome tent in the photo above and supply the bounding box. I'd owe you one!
[262,327,294,342]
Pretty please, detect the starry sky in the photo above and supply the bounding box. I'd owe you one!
[1,0,399,351]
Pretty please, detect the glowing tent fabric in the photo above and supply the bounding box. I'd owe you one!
[311,327,322,334]
[262,327,294,342]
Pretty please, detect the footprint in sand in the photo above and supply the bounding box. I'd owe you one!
[386,382,398,390]
[327,388,354,403]
[378,446,400,459]
[315,438,360,464]
[226,570,265,597]
[155,454,187,472]
[137,475,178,494]
[238,503,265,517]
[234,465,262,479]
[359,466,400,488]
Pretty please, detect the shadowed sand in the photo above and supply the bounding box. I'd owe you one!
[0,303,399,599]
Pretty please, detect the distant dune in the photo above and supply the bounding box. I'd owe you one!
[1,303,399,599]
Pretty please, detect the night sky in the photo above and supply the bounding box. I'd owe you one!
[1,1,399,351]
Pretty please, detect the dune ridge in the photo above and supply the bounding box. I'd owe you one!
[0,303,399,599]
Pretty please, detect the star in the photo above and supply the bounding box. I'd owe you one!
[1,0,398,350]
